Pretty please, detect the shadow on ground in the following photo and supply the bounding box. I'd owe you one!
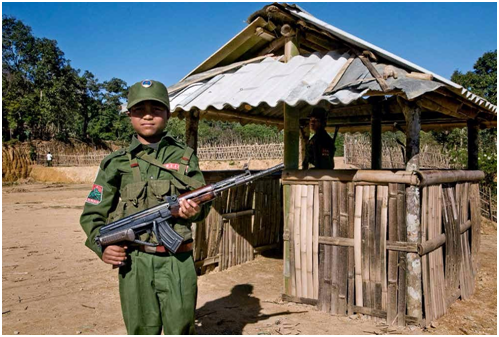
[195,284,293,335]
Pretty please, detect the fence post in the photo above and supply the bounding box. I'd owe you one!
[488,188,493,220]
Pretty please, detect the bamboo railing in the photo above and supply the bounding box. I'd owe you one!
[282,169,483,326]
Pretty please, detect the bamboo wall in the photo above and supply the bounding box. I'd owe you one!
[192,170,282,274]
[282,169,482,326]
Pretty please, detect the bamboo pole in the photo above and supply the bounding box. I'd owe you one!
[397,184,407,326]
[347,183,355,315]
[331,182,340,313]
[361,185,370,308]
[300,185,309,298]
[313,185,320,300]
[321,182,332,312]
[354,185,363,307]
[338,182,349,314]
[380,186,388,310]
[387,184,398,325]
[307,185,314,299]
[288,185,296,297]
[294,185,303,298]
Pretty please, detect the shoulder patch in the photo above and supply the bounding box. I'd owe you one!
[100,148,127,169]
[86,184,103,205]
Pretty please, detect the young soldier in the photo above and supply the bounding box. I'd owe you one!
[80,79,211,335]
[303,107,340,170]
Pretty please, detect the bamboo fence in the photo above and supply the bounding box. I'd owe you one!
[192,170,283,274]
[343,133,455,169]
[282,169,482,327]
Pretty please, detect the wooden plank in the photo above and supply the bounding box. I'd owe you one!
[361,185,370,308]
[397,184,407,326]
[331,181,340,313]
[469,183,481,274]
[442,186,460,301]
[300,185,309,298]
[347,183,355,315]
[374,186,383,311]
[321,182,332,312]
[294,184,303,298]
[288,185,296,296]
[421,186,434,324]
[307,185,314,299]
[338,182,349,315]
[318,182,326,311]
[313,185,320,300]
[380,186,388,311]
[282,294,319,306]
[368,185,376,309]
[351,306,423,326]
[354,185,364,307]
[387,184,398,325]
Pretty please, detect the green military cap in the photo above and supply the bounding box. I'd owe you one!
[127,79,170,110]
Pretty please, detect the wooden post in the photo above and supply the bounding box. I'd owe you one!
[300,119,310,169]
[370,97,383,170]
[400,98,423,321]
[185,109,200,154]
[281,24,299,63]
[467,119,479,170]
[282,24,300,298]
[488,188,493,220]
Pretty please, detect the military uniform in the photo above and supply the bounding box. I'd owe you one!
[305,128,336,169]
[80,79,211,335]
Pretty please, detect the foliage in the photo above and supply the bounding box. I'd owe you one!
[446,50,497,187]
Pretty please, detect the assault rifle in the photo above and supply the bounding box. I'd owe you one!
[95,163,284,253]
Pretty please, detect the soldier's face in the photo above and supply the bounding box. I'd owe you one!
[129,101,169,139]
[309,117,322,132]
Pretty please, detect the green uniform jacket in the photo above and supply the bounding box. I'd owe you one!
[80,133,211,259]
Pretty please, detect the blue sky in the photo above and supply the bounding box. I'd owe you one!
[3,2,497,87]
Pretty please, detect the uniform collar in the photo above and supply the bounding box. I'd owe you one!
[128,132,177,153]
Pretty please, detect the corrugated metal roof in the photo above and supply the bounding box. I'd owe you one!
[283,5,496,114]
[170,51,357,113]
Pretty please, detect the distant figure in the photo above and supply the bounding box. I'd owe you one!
[46,151,53,167]
[29,145,37,163]
[303,107,340,170]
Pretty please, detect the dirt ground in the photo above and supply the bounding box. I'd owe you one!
[2,182,497,335]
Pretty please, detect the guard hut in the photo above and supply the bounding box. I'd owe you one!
[168,3,497,326]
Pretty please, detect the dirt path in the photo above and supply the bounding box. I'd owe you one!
[2,183,496,335]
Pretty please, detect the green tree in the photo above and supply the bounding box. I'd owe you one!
[445,50,497,187]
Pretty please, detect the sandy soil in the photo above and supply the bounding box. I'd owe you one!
[2,183,496,335]
[27,157,357,184]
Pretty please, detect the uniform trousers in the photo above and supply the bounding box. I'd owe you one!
[118,250,197,335]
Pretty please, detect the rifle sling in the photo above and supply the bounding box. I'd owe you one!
[135,151,204,189]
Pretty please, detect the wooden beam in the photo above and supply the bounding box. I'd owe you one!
[356,51,390,92]
[284,103,300,170]
[324,54,356,94]
[255,27,275,41]
[181,16,268,79]
[282,24,300,62]
[370,97,383,169]
[169,54,274,94]
[203,109,283,126]
[257,36,286,56]
[467,119,479,170]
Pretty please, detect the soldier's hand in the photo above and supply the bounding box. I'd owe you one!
[178,199,201,219]
[102,245,128,266]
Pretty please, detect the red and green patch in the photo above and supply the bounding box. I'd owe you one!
[86,184,103,205]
